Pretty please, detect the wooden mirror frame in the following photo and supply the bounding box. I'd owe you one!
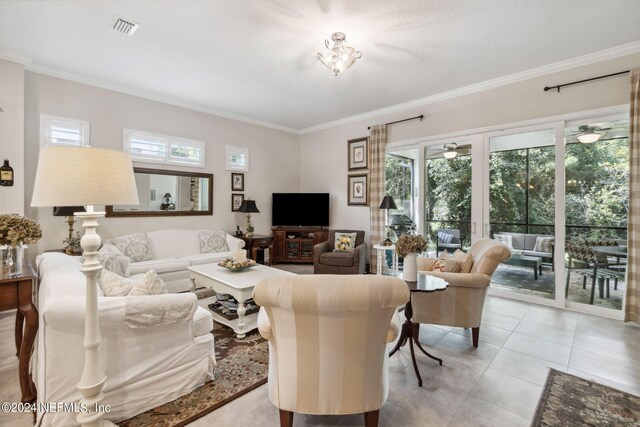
[106,167,213,217]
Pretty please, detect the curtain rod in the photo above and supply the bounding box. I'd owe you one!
[368,114,424,130]
[543,70,629,93]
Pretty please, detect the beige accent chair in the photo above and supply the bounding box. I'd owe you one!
[414,238,511,347]
[253,275,410,427]
[313,229,367,274]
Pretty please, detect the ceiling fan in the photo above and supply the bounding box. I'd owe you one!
[570,124,612,143]
[431,143,471,159]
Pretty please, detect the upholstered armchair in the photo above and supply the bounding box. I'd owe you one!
[414,239,511,347]
[253,275,410,427]
[313,229,367,274]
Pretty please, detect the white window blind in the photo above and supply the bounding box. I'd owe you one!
[40,115,90,147]
[124,129,205,168]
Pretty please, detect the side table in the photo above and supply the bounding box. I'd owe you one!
[0,263,38,403]
[238,234,273,265]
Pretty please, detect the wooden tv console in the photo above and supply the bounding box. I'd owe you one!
[271,226,328,264]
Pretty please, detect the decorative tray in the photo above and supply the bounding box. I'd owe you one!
[218,257,257,271]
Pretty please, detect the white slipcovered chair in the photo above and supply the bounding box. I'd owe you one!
[253,275,409,427]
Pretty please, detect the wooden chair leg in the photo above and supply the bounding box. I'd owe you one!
[364,410,379,427]
[472,327,479,347]
[279,409,294,427]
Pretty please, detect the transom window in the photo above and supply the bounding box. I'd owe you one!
[123,129,205,168]
[40,115,90,147]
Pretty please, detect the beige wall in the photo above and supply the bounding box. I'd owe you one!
[0,59,25,215]
[299,53,640,243]
[23,72,300,254]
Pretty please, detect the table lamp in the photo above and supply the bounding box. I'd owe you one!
[31,146,138,427]
[238,199,259,237]
[379,195,397,246]
[53,206,86,254]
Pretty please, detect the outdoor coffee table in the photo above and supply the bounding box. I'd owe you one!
[188,263,294,338]
[503,253,542,279]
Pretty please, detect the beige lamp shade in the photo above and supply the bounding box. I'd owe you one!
[31,147,139,207]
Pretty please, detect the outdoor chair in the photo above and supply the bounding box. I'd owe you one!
[436,229,462,255]
[565,240,625,304]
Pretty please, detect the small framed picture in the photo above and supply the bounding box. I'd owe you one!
[231,193,244,212]
[348,137,368,171]
[231,173,244,191]
[149,189,156,201]
[226,146,249,172]
[348,174,368,206]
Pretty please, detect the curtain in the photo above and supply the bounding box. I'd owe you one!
[369,124,387,271]
[625,68,640,323]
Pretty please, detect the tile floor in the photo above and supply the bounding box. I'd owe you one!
[1,296,639,426]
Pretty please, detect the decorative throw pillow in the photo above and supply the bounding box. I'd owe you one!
[99,269,168,297]
[96,252,124,276]
[200,231,229,253]
[438,232,453,244]
[111,233,153,262]
[452,249,473,273]
[432,259,447,272]
[494,234,513,249]
[444,259,462,273]
[533,236,554,253]
[333,232,357,253]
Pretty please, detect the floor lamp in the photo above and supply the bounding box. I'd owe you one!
[379,195,397,246]
[31,147,139,426]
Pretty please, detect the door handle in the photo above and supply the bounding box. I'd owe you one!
[472,222,477,234]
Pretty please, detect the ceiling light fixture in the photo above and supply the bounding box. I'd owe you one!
[443,150,457,159]
[316,32,362,76]
[577,131,602,144]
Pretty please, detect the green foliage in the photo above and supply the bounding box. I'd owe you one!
[385,156,413,215]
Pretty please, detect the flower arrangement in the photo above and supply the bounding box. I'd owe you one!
[0,214,42,247]
[63,231,82,254]
[218,257,257,270]
[395,234,427,257]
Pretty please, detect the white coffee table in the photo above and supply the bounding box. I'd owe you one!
[188,263,295,338]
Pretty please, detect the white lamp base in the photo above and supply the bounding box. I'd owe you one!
[75,208,114,427]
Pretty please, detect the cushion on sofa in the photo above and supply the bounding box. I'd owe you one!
[128,258,191,275]
[111,233,153,262]
[181,252,234,266]
[533,236,554,254]
[319,252,355,267]
[146,229,201,260]
[100,269,169,297]
[494,234,513,249]
[192,306,214,337]
[199,231,229,253]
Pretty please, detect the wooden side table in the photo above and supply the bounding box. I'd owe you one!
[0,263,38,403]
[238,234,273,265]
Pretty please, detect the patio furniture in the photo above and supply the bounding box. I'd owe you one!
[436,229,461,255]
[565,240,625,304]
[494,232,554,270]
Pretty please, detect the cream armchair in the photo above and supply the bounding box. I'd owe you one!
[414,239,511,347]
[253,275,409,427]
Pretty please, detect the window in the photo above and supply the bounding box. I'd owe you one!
[40,115,90,147]
[225,146,249,172]
[123,129,205,168]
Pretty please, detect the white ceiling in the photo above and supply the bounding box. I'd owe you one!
[1,0,639,133]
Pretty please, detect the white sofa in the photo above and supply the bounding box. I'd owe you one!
[103,229,245,293]
[35,252,215,426]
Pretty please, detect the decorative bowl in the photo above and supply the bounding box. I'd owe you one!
[218,257,257,271]
[287,235,296,239]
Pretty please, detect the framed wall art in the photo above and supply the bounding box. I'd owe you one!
[226,146,249,172]
[348,174,368,206]
[231,173,244,191]
[348,137,368,171]
[231,193,244,212]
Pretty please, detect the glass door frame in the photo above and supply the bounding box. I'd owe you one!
[482,122,566,309]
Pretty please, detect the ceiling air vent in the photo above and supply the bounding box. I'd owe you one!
[111,16,139,36]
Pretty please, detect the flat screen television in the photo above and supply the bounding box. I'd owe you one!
[272,193,330,227]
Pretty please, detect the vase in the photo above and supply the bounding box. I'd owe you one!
[402,252,417,282]
[2,243,23,277]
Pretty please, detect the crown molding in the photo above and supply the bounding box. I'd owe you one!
[299,41,640,135]
[24,63,300,135]
[0,50,33,66]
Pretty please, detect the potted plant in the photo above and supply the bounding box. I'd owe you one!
[395,234,427,281]
[0,214,42,276]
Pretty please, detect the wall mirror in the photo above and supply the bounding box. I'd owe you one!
[106,168,213,217]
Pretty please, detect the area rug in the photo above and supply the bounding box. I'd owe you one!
[120,313,268,426]
[531,368,640,426]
